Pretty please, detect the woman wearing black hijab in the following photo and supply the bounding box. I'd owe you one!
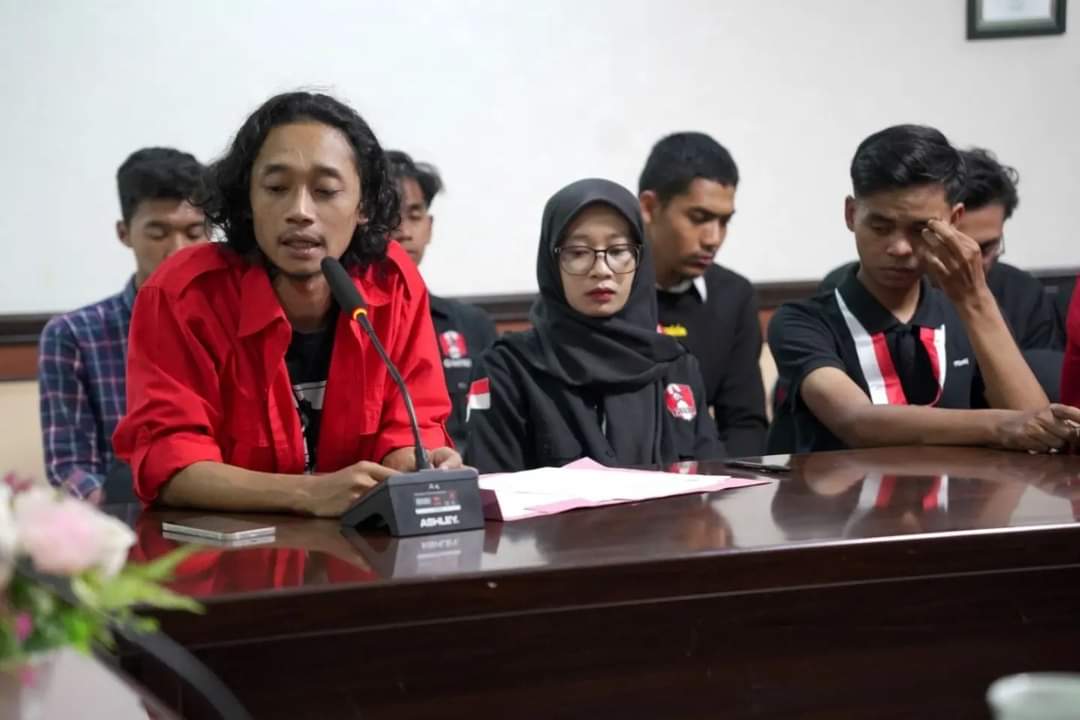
[465,178,722,473]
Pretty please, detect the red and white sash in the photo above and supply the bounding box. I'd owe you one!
[835,289,947,406]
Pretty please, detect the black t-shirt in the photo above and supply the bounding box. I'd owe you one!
[768,268,981,454]
[285,313,337,473]
[430,295,498,455]
[465,340,721,473]
[656,264,767,457]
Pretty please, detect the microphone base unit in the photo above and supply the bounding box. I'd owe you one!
[340,468,484,537]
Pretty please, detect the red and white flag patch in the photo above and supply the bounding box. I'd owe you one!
[466,377,491,420]
[664,383,696,421]
[439,330,469,360]
[667,460,700,474]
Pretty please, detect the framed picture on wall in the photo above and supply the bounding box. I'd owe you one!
[968,0,1067,39]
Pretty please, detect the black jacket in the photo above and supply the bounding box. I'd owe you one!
[430,295,498,455]
[657,264,767,456]
[466,338,722,473]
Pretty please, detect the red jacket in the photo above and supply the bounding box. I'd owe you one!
[113,242,452,503]
[1062,280,1080,406]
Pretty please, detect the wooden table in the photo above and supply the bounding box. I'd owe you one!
[114,447,1080,719]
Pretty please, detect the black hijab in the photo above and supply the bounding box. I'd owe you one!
[500,178,689,465]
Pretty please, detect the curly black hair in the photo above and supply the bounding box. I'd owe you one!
[200,91,398,268]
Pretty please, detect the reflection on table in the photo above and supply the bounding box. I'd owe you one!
[108,447,1080,720]
[113,446,1080,599]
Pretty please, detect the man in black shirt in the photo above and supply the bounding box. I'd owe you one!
[639,132,767,457]
[819,148,1064,395]
[386,151,498,455]
[768,124,1080,455]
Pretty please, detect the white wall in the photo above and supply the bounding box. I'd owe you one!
[1,0,1077,314]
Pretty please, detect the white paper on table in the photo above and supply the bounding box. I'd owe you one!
[478,457,770,521]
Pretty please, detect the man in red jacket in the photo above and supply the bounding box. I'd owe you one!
[113,92,460,516]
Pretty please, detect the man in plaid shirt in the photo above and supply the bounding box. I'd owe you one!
[38,147,208,501]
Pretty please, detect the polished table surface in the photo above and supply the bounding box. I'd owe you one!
[114,447,1080,719]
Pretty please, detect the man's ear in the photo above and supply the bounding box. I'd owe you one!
[844,196,856,232]
[428,214,435,236]
[117,220,132,248]
[950,202,965,225]
[639,191,660,224]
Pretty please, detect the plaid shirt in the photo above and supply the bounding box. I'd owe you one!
[38,278,136,499]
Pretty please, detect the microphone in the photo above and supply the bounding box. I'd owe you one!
[321,256,430,470]
[319,256,483,537]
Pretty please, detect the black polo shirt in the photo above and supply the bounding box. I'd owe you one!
[430,295,498,455]
[820,260,1064,399]
[767,267,981,454]
[821,260,1063,352]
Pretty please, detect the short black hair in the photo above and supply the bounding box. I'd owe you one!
[959,147,1020,219]
[850,124,966,203]
[116,147,204,224]
[200,91,398,269]
[638,132,739,204]
[385,150,444,208]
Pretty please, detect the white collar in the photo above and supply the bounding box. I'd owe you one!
[658,275,708,303]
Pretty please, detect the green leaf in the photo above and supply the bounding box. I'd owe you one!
[70,576,103,614]
[133,585,204,614]
[11,581,58,617]
[129,617,159,634]
[94,575,204,615]
[60,612,97,653]
[0,618,18,659]
[122,545,201,583]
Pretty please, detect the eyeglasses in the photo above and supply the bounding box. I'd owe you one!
[978,236,1005,261]
[555,244,641,275]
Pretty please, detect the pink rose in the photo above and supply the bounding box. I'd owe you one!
[14,612,32,642]
[13,489,135,578]
[2,472,33,493]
